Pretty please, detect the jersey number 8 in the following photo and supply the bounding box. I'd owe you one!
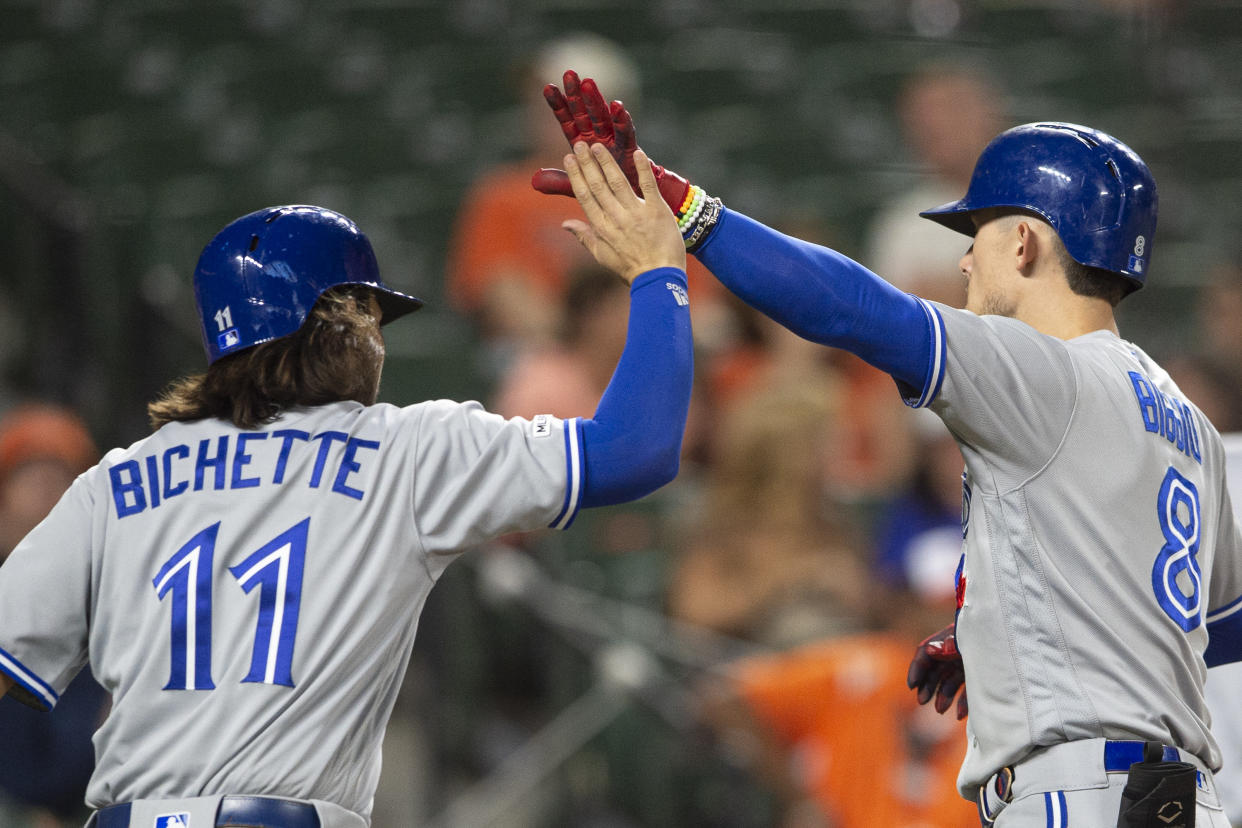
[1152,467,1202,633]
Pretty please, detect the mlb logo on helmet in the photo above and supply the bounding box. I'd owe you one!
[155,814,190,828]
[218,328,240,351]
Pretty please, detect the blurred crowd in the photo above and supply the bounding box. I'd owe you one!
[3,20,1242,828]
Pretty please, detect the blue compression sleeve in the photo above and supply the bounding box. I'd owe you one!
[1205,598,1242,666]
[579,267,693,508]
[695,208,934,390]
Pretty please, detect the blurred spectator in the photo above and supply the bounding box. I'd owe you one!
[494,262,714,476]
[864,61,1007,307]
[1164,351,1242,434]
[493,263,632,420]
[705,261,920,505]
[1193,261,1242,370]
[822,351,920,506]
[445,32,723,378]
[704,635,976,828]
[0,403,109,828]
[667,363,871,647]
[704,299,829,415]
[0,403,98,563]
[871,409,965,639]
[1164,259,1242,433]
[741,218,921,504]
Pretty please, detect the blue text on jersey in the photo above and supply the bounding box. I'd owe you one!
[108,430,382,519]
[1128,371,1202,464]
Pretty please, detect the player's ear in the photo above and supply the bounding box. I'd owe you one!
[1013,219,1041,274]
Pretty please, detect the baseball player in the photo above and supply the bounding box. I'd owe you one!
[535,72,1242,827]
[0,150,690,828]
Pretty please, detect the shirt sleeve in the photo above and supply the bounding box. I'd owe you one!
[578,268,693,509]
[409,400,584,555]
[1206,437,1242,667]
[0,476,95,711]
[694,208,935,390]
[926,304,1079,480]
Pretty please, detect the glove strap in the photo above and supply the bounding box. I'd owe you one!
[676,184,723,252]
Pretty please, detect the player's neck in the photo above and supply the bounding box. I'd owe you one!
[1019,292,1119,340]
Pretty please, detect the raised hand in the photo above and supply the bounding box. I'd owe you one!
[546,73,620,160]
[561,141,686,284]
[532,70,691,215]
[907,623,969,720]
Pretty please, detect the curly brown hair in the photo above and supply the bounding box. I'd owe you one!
[148,288,385,430]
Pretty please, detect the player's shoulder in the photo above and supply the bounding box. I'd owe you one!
[402,399,571,447]
[351,398,517,441]
[931,301,1071,351]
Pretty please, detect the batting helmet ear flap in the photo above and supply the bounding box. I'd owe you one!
[920,122,1157,292]
[193,205,424,365]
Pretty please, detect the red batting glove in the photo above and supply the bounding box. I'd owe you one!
[907,623,969,720]
[531,69,691,214]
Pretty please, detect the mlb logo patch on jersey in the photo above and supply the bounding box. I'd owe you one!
[155,814,191,828]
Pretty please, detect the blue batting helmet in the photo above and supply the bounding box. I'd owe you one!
[193,205,423,364]
[919,122,1158,291]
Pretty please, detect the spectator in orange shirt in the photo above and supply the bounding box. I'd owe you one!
[707,635,976,828]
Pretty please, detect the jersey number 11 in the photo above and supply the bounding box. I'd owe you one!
[152,518,309,691]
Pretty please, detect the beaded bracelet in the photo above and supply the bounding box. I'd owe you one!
[682,194,723,252]
[675,185,706,233]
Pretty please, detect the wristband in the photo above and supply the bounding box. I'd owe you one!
[682,195,723,252]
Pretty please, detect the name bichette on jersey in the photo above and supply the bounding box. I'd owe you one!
[107,429,380,519]
[1128,370,1202,464]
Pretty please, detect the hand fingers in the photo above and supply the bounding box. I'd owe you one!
[590,143,635,203]
[569,143,635,224]
[561,218,592,247]
[956,688,969,720]
[564,148,612,230]
[611,101,636,153]
[914,660,955,706]
[562,70,594,140]
[913,659,946,704]
[633,150,661,204]
[610,101,641,189]
[934,668,965,714]
[543,84,578,143]
[562,218,620,270]
[908,650,932,689]
[531,168,573,197]
[581,78,615,142]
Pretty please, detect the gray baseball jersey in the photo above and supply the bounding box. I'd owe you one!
[910,300,1242,797]
[0,400,583,820]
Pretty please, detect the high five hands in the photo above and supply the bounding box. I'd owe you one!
[532,70,692,218]
[561,141,686,284]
